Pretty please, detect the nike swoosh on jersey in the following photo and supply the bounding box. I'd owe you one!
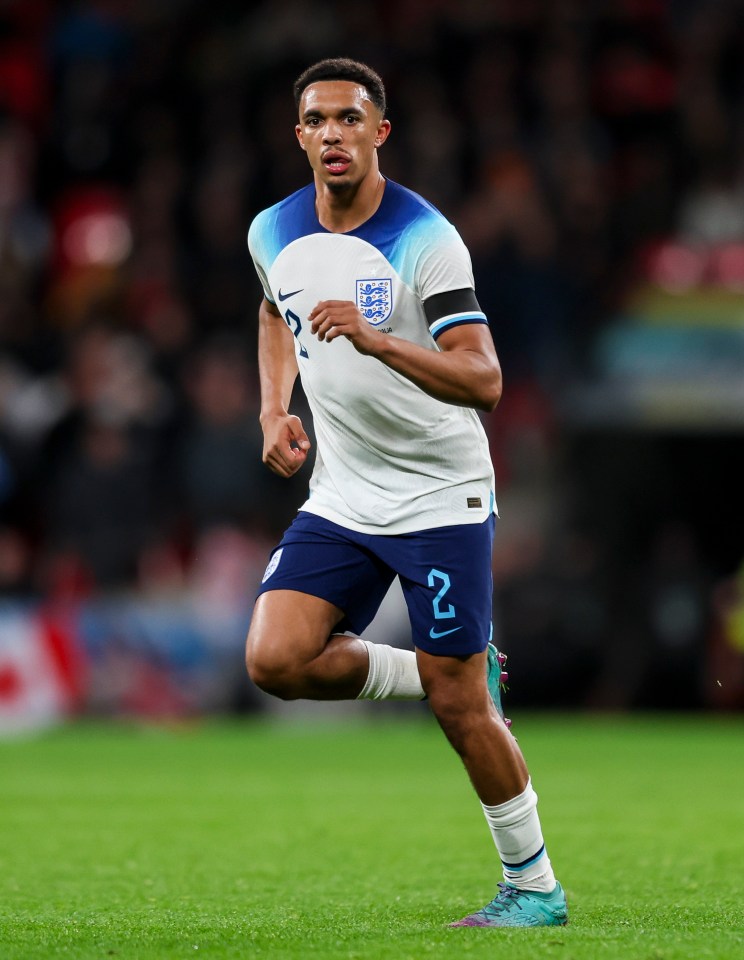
[429,625,463,640]
[277,287,304,301]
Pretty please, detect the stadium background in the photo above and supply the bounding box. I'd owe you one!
[1,0,743,732]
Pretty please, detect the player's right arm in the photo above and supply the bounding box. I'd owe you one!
[258,297,311,477]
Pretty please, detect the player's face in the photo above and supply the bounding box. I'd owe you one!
[296,80,390,191]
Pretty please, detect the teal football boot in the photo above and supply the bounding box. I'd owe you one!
[450,881,568,928]
[486,643,511,728]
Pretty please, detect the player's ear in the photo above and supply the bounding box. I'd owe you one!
[374,119,391,149]
[296,124,306,151]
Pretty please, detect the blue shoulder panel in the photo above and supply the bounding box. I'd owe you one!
[249,184,318,272]
[251,179,455,289]
[355,181,455,287]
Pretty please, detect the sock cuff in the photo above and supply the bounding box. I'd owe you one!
[357,639,382,699]
[357,640,425,701]
[482,779,537,825]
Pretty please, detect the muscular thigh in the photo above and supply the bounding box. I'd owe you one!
[247,589,345,669]
[253,512,395,645]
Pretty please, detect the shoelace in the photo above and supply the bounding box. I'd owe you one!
[484,883,525,916]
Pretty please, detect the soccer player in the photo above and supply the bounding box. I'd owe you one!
[245,58,567,928]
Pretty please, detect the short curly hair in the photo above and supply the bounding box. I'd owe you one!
[293,58,387,116]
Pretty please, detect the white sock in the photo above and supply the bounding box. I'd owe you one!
[357,640,425,700]
[481,779,556,892]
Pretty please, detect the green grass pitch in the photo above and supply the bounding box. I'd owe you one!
[2,712,743,959]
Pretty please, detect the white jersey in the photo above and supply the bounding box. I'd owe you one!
[248,178,496,534]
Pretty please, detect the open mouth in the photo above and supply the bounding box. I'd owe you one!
[322,151,352,175]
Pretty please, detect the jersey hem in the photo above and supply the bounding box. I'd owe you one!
[298,499,497,536]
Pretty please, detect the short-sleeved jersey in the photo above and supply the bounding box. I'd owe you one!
[248,178,496,535]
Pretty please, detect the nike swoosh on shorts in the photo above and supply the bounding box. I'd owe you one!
[277,288,303,301]
[429,626,463,639]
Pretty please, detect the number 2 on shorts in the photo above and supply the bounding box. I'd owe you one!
[428,568,456,620]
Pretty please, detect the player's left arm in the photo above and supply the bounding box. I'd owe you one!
[308,299,502,412]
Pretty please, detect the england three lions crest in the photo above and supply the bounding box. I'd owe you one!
[356,278,393,326]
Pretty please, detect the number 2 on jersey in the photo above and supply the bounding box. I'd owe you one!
[285,309,308,359]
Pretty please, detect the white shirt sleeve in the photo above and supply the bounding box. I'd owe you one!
[247,214,276,304]
[414,221,476,302]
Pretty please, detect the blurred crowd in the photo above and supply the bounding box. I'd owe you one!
[1,0,743,707]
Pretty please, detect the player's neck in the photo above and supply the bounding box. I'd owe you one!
[314,171,386,234]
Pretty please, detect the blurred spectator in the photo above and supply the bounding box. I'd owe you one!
[43,411,159,591]
[176,335,302,540]
[0,0,740,712]
[0,525,34,597]
[35,322,174,594]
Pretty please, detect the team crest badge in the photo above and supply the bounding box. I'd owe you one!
[356,279,393,326]
[261,548,283,583]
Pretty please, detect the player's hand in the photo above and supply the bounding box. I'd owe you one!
[261,413,311,478]
[309,300,379,355]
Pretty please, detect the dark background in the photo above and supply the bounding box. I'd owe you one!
[1,0,743,715]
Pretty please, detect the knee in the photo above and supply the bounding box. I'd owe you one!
[245,642,300,700]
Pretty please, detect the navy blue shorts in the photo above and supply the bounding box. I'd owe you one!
[257,511,495,656]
